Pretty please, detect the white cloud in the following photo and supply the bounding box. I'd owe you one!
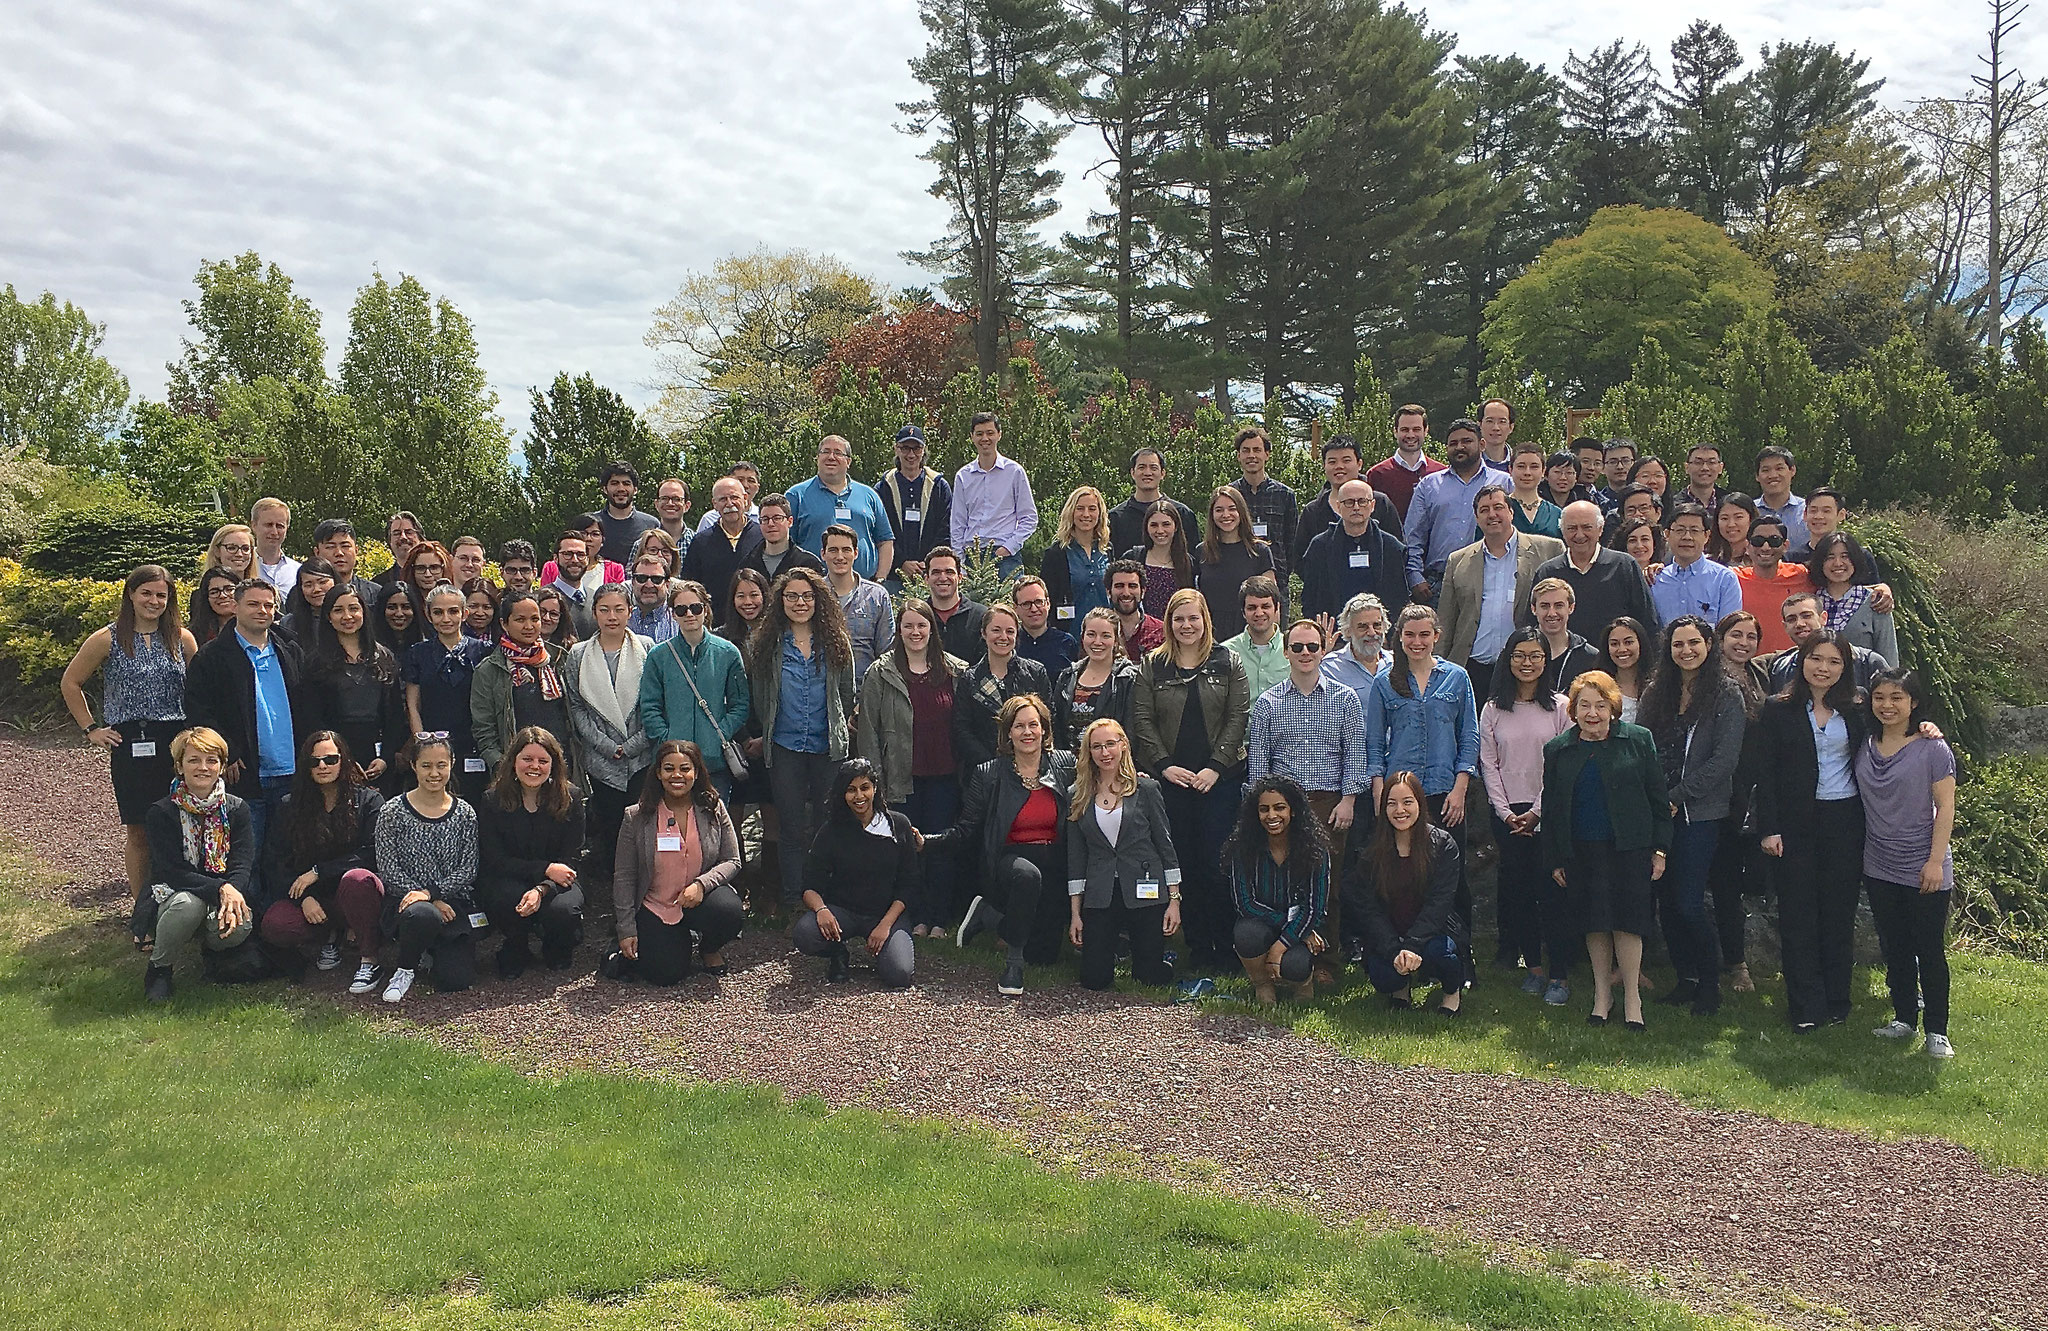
[0,0,2030,436]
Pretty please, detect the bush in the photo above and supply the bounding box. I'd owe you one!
[1849,511,1989,757]
[24,502,221,583]
[1886,507,2048,707]
[0,558,123,693]
[1953,753,2048,960]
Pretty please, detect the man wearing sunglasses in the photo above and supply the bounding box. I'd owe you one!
[1735,514,1811,652]
[627,556,678,643]
[638,577,751,804]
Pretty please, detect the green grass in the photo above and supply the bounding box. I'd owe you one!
[0,843,1761,1331]
[1266,951,2047,1173]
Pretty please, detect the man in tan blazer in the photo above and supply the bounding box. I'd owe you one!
[1438,483,1563,700]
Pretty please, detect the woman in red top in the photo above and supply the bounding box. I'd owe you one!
[932,693,1077,996]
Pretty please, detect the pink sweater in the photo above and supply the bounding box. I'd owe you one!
[1478,696,1572,822]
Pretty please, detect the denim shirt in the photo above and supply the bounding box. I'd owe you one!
[1365,658,1480,796]
[1066,543,1109,619]
[771,631,828,753]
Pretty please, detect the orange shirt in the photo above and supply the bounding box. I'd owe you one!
[1737,562,1813,653]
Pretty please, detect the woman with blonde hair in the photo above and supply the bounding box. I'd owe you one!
[1065,718,1179,991]
[139,725,257,1001]
[1039,484,1113,626]
[188,525,255,623]
[1130,587,1250,972]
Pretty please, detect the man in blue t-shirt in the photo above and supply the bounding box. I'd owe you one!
[787,435,894,581]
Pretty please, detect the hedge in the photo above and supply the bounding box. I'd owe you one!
[0,558,124,691]
[24,503,224,583]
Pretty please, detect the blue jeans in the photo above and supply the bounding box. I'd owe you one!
[1366,935,1463,994]
[1658,815,1723,993]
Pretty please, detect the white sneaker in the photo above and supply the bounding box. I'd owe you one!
[1872,1019,1915,1039]
[381,967,415,1003]
[348,960,381,995]
[317,940,342,971]
[1926,1033,1955,1059]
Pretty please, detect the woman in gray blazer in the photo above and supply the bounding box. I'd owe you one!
[1065,718,1181,990]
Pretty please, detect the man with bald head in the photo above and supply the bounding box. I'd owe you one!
[787,434,894,581]
[1300,478,1408,621]
[1526,499,1657,638]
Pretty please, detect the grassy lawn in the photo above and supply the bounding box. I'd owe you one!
[0,842,1754,1331]
[1266,952,2046,1173]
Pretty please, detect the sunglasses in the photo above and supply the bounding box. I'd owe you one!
[633,573,667,584]
[309,753,343,768]
[1286,641,1322,654]
[414,731,450,742]
[1748,534,1786,548]
[672,602,706,616]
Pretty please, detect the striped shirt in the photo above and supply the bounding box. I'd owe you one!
[1247,676,1367,795]
[1229,846,1329,946]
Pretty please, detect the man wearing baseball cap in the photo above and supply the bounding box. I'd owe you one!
[876,424,953,589]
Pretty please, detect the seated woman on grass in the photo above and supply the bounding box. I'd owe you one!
[477,726,585,979]
[141,725,257,1003]
[793,759,920,988]
[1347,769,1467,1016]
[374,734,481,1004]
[258,730,386,996]
[1225,775,1330,1004]
[609,740,744,986]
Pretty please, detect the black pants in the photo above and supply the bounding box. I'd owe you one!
[1233,918,1313,984]
[1078,892,1172,991]
[478,878,584,958]
[393,900,477,990]
[1777,797,1865,1025]
[1161,775,1242,968]
[1464,657,1495,710]
[900,774,960,927]
[587,773,646,872]
[1656,815,1722,997]
[1708,828,1763,966]
[769,746,839,908]
[1493,806,1571,976]
[1866,879,1952,1036]
[634,884,745,985]
[987,843,1069,965]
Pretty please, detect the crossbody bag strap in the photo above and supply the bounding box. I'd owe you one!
[666,637,725,730]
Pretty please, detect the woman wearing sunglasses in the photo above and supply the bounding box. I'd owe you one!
[639,578,752,806]
[258,730,387,995]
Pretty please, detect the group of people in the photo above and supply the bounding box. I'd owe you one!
[58,410,1959,1058]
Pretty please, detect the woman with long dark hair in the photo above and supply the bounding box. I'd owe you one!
[1195,485,1273,641]
[716,566,774,831]
[1225,775,1330,1004]
[748,566,857,911]
[1859,668,1959,1058]
[188,566,241,647]
[1124,498,1194,619]
[461,578,499,641]
[1477,625,1572,1003]
[258,730,386,994]
[278,555,340,648]
[856,598,969,936]
[302,585,407,792]
[1615,518,1666,588]
[1348,769,1468,1015]
[1710,609,1769,994]
[535,584,579,650]
[610,739,744,985]
[62,563,197,911]
[1597,616,1650,723]
[1811,532,1898,666]
[720,568,771,652]
[478,725,585,976]
[376,581,424,653]
[793,758,920,987]
[1635,615,1747,1016]
[565,582,652,875]
[1708,492,1758,566]
[1756,631,1869,1031]
[1066,718,1179,991]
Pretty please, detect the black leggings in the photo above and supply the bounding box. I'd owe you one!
[479,879,584,956]
[1233,918,1313,983]
[1866,879,1952,1036]
[987,843,1069,965]
[393,901,477,990]
[634,884,745,985]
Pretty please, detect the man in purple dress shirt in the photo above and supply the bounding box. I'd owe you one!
[951,411,1037,579]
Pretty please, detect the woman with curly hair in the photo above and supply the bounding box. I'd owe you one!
[1226,775,1331,1004]
[748,566,856,910]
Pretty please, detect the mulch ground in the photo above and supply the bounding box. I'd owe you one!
[10,732,2041,1331]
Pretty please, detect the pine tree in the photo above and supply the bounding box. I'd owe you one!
[1559,41,1666,221]
[1663,21,1754,224]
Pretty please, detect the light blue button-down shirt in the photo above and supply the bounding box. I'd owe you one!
[1320,645,1392,697]
[1756,493,1810,554]
[1651,554,1742,628]
[1404,460,1512,585]
[1472,535,1519,664]
[1365,658,1480,795]
[1811,704,1856,799]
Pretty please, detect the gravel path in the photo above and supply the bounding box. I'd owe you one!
[8,734,2040,1331]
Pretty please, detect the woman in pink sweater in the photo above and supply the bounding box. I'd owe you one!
[1479,626,1574,1003]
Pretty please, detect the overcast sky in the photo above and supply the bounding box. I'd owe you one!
[1,0,2026,433]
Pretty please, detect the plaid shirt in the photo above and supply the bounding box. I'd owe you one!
[1248,676,1367,795]
[1233,476,1299,579]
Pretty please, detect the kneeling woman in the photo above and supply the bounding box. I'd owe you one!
[938,693,1077,997]
[612,740,744,985]
[1065,719,1179,991]
[374,734,481,1003]
[1225,776,1330,1004]
[794,759,919,987]
[1348,770,1468,1015]
[478,726,585,978]
[259,731,386,995]
[141,726,257,1002]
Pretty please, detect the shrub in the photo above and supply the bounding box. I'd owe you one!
[0,557,123,692]
[1849,511,1989,757]
[1886,507,2048,707]
[1952,753,2048,960]
[24,502,220,583]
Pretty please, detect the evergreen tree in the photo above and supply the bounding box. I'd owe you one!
[1663,21,1754,224]
[1745,41,1884,228]
[1558,41,1666,221]
[519,373,675,534]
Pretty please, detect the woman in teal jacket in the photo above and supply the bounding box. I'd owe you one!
[637,578,751,804]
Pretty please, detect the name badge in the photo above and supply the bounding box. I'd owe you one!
[1348,551,1371,568]
[373,742,383,759]
[130,740,157,758]
[834,504,852,521]
[657,833,683,852]
[464,757,487,773]
[467,911,490,930]
[1055,605,1075,620]
[1287,904,1304,926]
[1135,878,1161,901]
[903,508,921,523]
[1252,522,1269,537]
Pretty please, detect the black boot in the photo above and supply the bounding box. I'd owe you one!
[496,942,531,980]
[827,944,850,984]
[143,961,173,1003]
[1657,978,1700,1006]
[1690,981,1721,1017]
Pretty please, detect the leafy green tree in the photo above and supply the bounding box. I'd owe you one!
[901,0,1085,377]
[1718,310,1834,473]
[1831,333,2002,516]
[1745,41,1884,229]
[1980,317,2048,508]
[683,397,790,512]
[1662,21,1753,224]
[117,402,231,511]
[338,272,513,541]
[232,378,369,528]
[1558,41,1666,221]
[166,252,326,415]
[519,373,675,534]
[0,286,129,471]
[1593,337,1726,462]
[1482,205,1775,401]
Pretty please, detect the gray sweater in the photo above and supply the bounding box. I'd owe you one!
[1654,688,1749,822]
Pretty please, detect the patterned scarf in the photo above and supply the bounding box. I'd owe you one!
[499,636,564,700]
[171,777,231,875]
[1821,585,1870,634]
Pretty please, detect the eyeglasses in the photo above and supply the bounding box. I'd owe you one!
[633,573,667,584]
[783,592,815,605]
[1337,496,1373,507]
[415,731,449,741]
[1509,652,1550,665]
[672,602,706,616]
[309,754,343,768]
[1749,534,1786,548]
[219,543,252,554]
[208,586,238,599]
[1286,641,1322,654]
